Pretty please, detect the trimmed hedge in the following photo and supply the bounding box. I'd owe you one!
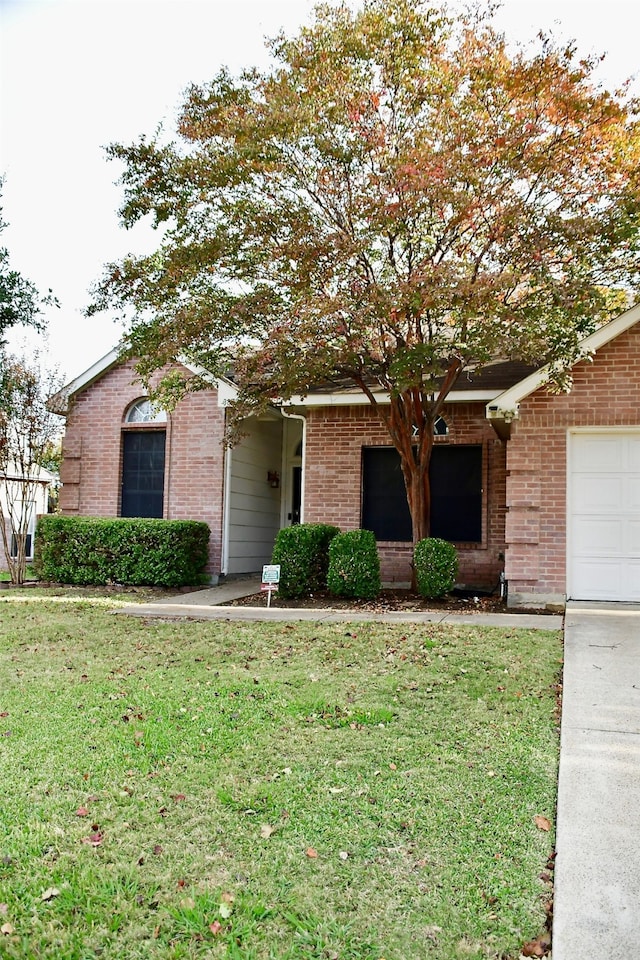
[271,523,340,598]
[34,516,210,587]
[327,529,381,600]
[413,537,459,598]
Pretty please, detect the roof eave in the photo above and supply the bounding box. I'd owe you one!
[485,300,640,427]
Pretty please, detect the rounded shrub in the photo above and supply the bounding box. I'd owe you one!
[413,537,458,598]
[327,529,381,600]
[271,523,340,598]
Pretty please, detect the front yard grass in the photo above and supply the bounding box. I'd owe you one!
[0,590,561,959]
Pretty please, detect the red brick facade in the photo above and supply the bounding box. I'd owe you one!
[505,322,640,606]
[59,361,226,576]
[303,402,507,586]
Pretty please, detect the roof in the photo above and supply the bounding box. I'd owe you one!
[47,347,227,415]
[289,359,539,407]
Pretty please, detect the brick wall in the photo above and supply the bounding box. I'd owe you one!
[59,360,226,576]
[505,322,640,606]
[304,402,507,586]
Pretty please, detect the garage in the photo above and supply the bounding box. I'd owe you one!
[568,430,640,601]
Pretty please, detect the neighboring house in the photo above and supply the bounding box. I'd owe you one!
[50,301,640,607]
[0,463,55,571]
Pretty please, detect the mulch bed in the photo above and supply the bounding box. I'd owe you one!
[225,588,558,616]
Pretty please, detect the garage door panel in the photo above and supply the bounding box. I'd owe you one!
[571,475,624,511]
[569,432,640,602]
[622,560,640,601]
[572,559,628,601]
[625,478,640,509]
[571,435,625,471]
[573,518,623,554]
[628,520,640,554]
[627,437,640,469]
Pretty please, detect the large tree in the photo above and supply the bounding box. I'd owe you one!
[92,0,640,544]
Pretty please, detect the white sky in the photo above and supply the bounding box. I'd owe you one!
[1,0,638,381]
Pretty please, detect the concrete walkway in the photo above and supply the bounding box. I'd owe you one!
[117,579,562,630]
[553,602,640,959]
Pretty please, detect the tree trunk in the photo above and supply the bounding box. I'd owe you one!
[383,393,436,591]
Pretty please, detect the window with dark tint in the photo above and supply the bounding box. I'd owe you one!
[361,445,482,542]
[121,431,166,518]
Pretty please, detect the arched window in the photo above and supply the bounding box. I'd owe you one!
[125,398,167,424]
[121,399,167,518]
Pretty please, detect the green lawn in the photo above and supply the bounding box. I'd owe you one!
[0,590,560,959]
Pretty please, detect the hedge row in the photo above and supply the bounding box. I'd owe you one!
[34,516,210,587]
[272,524,456,600]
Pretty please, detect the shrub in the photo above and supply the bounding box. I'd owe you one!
[34,516,210,587]
[327,529,381,600]
[271,523,340,598]
[413,537,458,598]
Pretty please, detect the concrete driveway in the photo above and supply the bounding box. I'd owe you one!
[553,602,640,959]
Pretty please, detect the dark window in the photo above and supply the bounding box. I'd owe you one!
[10,533,33,559]
[362,445,482,543]
[121,431,166,518]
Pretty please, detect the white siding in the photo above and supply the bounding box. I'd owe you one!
[226,420,283,574]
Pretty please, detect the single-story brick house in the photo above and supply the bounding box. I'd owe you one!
[50,301,640,607]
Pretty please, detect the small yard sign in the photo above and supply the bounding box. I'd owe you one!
[261,564,281,607]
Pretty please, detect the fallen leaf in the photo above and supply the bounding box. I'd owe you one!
[389,763,397,771]
[305,847,318,859]
[339,851,349,860]
[75,807,89,817]
[219,901,233,919]
[209,920,222,935]
[521,937,547,957]
[1,922,14,936]
[41,888,60,901]
[81,832,103,846]
[171,793,186,803]
[153,844,163,855]
[221,891,235,905]
[534,815,551,832]
[260,824,275,839]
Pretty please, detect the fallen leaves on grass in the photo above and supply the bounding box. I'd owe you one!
[260,824,275,839]
[81,831,103,847]
[219,892,234,919]
[534,815,551,832]
[41,888,60,902]
[305,847,318,859]
[1,922,15,936]
[521,931,552,956]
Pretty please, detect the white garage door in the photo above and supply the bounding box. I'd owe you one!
[569,432,640,601]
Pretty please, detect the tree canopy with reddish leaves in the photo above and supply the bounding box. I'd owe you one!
[91,0,640,544]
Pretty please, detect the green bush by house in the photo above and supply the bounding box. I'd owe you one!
[34,516,210,587]
[413,537,459,598]
[271,523,340,598]
[327,529,381,600]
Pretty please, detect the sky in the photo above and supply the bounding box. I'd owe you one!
[1,0,638,382]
